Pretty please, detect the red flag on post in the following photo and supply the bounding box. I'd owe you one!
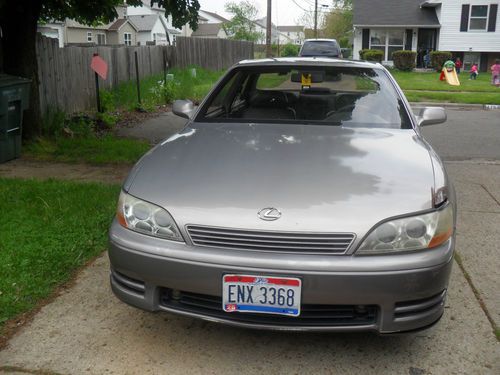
[91,54,108,80]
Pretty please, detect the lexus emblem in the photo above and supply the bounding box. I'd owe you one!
[258,207,282,221]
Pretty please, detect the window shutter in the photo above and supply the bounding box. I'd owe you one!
[488,4,498,32]
[405,29,413,50]
[362,29,369,49]
[460,4,470,32]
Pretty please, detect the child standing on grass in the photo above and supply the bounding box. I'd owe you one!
[469,63,479,80]
[491,59,500,87]
[455,58,462,74]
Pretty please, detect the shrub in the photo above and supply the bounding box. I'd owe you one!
[363,50,383,63]
[281,43,299,57]
[392,50,417,71]
[99,90,116,112]
[358,49,371,59]
[430,51,452,72]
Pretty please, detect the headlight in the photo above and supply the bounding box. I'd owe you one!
[116,191,183,241]
[356,203,453,254]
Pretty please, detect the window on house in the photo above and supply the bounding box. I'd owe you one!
[97,33,106,45]
[124,32,132,46]
[369,29,405,61]
[469,5,489,30]
[87,32,92,42]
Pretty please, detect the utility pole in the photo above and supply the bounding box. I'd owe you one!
[266,0,272,57]
[314,0,318,38]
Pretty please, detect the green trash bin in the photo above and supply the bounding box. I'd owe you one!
[0,74,31,163]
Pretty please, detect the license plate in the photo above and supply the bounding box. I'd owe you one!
[222,275,301,317]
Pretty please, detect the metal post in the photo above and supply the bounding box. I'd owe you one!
[314,0,318,38]
[266,0,272,57]
[93,53,102,113]
[134,51,141,105]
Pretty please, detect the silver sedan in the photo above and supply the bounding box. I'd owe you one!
[109,58,455,333]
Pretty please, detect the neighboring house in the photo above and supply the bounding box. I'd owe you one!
[38,4,138,46]
[107,18,138,46]
[127,0,208,40]
[128,14,170,45]
[277,25,306,45]
[191,23,228,38]
[38,18,138,47]
[198,10,229,24]
[254,17,291,44]
[353,0,500,71]
[422,0,500,71]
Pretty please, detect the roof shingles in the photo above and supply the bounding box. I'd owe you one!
[353,0,440,27]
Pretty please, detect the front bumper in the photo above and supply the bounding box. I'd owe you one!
[108,221,454,333]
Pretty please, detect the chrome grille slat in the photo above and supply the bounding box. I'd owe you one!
[190,233,352,246]
[188,227,353,240]
[187,225,355,254]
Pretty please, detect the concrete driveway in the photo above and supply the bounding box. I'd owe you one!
[1,108,499,374]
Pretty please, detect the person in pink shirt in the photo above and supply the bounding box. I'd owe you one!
[491,59,500,87]
[469,63,479,80]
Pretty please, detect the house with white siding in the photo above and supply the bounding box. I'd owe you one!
[128,14,170,45]
[277,26,306,45]
[353,0,500,71]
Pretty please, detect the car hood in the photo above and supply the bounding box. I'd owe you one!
[126,123,436,236]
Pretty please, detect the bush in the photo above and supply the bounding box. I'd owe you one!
[392,50,417,71]
[430,51,452,72]
[281,43,299,57]
[362,50,383,63]
[358,49,371,59]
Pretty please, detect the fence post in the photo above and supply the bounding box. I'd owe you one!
[134,50,141,106]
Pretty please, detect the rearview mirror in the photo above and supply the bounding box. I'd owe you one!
[172,100,195,119]
[291,71,325,83]
[414,107,447,126]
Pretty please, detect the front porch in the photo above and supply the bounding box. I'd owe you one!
[353,27,439,67]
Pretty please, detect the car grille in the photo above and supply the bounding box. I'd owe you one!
[186,225,355,254]
[160,289,377,327]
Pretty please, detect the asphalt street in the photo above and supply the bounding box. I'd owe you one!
[0,108,499,375]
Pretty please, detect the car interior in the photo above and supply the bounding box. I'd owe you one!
[199,66,412,128]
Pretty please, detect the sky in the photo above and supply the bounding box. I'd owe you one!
[197,0,330,26]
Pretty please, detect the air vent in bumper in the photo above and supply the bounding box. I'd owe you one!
[160,289,377,327]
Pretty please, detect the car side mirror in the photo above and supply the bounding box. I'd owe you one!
[414,107,447,126]
[172,100,195,119]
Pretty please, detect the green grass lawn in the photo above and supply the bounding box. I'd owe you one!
[392,70,499,92]
[391,70,500,104]
[0,178,120,335]
[24,136,150,165]
[108,66,224,111]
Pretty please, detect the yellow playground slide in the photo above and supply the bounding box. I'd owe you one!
[443,68,460,86]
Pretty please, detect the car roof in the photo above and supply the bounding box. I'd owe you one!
[303,38,339,42]
[236,57,381,69]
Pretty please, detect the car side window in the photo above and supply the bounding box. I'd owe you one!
[206,74,239,117]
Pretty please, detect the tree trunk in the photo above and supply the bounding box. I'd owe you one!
[0,0,43,139]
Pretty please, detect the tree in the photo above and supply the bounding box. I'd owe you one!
[0,0,200,139]
[321,0,353,47]
[223,1,263,42]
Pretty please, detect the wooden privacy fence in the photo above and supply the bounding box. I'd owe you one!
[175,37,254,71]
[36,35,253,114]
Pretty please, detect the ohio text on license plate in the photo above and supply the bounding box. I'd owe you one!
[222,275,301,316]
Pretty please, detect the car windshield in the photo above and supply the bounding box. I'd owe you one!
[197,65,412,129]
[301,41,339,56]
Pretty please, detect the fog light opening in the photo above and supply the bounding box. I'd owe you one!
[355,305,367,314]
[171,289,181,300]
